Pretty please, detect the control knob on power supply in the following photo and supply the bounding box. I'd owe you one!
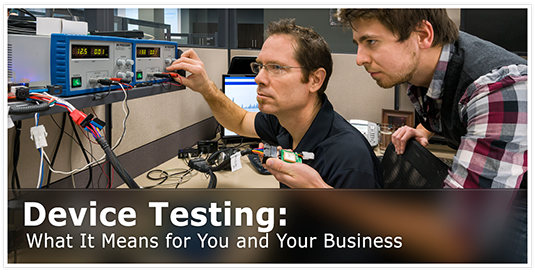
[126,59,134,66]
[116,59,126,66]
[116,72,126,78]
[165,58,176,65]
[125,71,134,78]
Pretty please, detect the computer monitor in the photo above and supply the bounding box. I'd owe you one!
[227,56,257,74]
[221,74,260,142]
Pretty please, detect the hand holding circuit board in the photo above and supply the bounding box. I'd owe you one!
[256,143,331,189]
[253,143,314,164]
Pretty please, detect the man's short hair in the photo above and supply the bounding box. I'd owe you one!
[267,18,333,97]
[337,9,459,47]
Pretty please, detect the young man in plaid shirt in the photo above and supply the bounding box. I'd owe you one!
[340,9,527,190]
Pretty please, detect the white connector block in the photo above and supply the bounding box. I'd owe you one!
[30,125,48,149]
[301,151,315,160]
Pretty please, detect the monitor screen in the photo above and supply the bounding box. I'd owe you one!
[221,74,259,139]
[227,56,257,74]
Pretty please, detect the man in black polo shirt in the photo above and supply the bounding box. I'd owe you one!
[167,18,382,188]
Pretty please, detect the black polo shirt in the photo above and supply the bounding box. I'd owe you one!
[254,95,383,188]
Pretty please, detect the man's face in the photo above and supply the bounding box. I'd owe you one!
[351,18,420,88]
[255,34,312,116]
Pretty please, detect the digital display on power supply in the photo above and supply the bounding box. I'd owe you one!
[136,47,160,58]
[71,45,110,59]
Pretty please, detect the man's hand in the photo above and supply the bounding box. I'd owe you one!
[255,143,330,188]
[166,49,215,95]
[263,158,332,189]
[166,49,257,138]
[391,124,434,154]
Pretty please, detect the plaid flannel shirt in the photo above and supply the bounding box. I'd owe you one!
[407,44,528,188]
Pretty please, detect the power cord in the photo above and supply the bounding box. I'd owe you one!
[43,112,66,188]
[10,121,22,198]
[48,113,103,186]
[95,136,139,189]
[8,8,37,35]
[24,91,138,188]
[188,158,217,189]
[144,168,194,189]
[68,117,94,188]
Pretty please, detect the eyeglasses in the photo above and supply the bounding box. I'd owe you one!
[250,62,305,75]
